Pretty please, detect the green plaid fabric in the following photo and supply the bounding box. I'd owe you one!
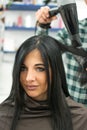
[36,18,87,106]
[55,18,87,106]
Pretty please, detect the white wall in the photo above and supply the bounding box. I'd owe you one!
[76,0,87,20]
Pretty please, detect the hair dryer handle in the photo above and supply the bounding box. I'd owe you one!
[49,7,59,17]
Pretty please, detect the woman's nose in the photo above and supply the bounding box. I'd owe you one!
[26,70,36,82]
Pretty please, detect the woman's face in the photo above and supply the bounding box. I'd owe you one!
[20,49,50,101]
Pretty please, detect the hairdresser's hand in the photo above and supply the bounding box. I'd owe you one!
[36,6,57,24]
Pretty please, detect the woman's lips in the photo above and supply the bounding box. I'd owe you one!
[26,85,38,90]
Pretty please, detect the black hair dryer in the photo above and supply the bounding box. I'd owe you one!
[49,0,81,47]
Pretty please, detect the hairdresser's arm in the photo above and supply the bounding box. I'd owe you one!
[36,6,71,45]
[35,6,57,35]
[36,6,72,47]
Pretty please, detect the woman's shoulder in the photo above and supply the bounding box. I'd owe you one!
[66,96,87,115]
[0,101,14,130]
[66,96,87,130]
[0,100,14,117]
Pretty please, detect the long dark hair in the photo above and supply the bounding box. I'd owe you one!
[4,35,73,130]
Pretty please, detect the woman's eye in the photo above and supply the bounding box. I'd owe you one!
[20,65,27,71]
[36,67,45,72]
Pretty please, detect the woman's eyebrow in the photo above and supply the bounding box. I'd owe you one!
[35,63,45,66]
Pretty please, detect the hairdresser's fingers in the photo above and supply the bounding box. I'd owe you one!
[36,6,53,24]
[40,6,50,19]
[36,6,49,23]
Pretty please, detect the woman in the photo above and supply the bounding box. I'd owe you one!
[0,35,72,130]
[0,35,87,130]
